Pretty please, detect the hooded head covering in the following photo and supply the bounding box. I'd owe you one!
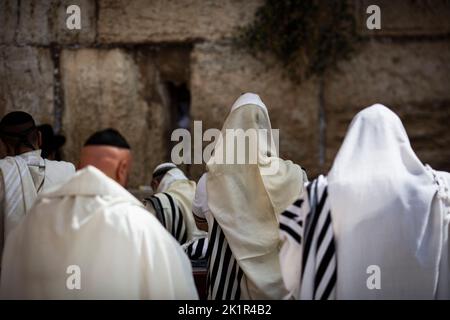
[206,93,306,299]
[151,162,206,242]
[328,104,445,299]
[153,162,187,194]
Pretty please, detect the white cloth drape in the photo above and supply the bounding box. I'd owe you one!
[155,164,185,194]
[205,93,306,299]
[0,166,198,299]
[327,104,447,299]
[0,155,38,239]
[279,104,450,300]
[0,150,75,265]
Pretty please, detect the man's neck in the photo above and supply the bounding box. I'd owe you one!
[15,148,39,157]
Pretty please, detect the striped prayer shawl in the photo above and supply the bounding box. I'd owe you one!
[144,192,187,245]
[184,236,209,260]
[279,199,304,246]
[279,176,337,300]
[206,218,244,300]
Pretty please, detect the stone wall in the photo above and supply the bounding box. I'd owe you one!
[1,0,449,187]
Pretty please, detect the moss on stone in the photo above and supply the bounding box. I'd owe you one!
[234,0,360,82]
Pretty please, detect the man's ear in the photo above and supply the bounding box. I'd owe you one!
[116,158,130,187]
[151,178,160,192]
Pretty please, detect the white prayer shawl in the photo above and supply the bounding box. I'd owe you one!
[206,93,306,299]
[145,167,207,244]
[0,150,75,264]
[0,166,198,299]
[327,104,447,299]
[430,169,450,299]
[279,105,450,300]
[155,165,185,194]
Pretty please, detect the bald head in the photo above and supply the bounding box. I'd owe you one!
[79,129,132,187]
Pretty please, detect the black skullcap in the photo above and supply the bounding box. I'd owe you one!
[0,111,39,151]
[84,128,131,149]
[0,111,36,136]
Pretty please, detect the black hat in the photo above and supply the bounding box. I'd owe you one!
[37,124,66,156]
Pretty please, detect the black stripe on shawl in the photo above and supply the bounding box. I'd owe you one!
[179,206,187,244]
[145,196,166,228]
[314,238,335,294]
[154,196,166,228]
[216,244,233,299]
[192,238,206,259]
[280,223,302,244]
[316,212,331,250]
[225,259,238,300]
[281,210,297,219]
[303,183,328,266]
[319,265,337,300]
[235,268,244,299]
[209,223,225,296]
[207,220,219,297]
[163,192,177,237]
[293,199,304,207]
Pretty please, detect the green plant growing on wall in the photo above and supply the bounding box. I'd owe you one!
[235,0,359,82]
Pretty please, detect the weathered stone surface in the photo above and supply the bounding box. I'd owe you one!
[54,0,96,44]
[0,45,54,124]
[61,48,169,188]
[0,0,95,45]
[98,0,263,43]
[356,0,450,36]
[324,41,450,173]
[190,43,321,179]
[0,0,18,44]
[153,45,192,85]
[1,0,449,184]
[397,101,450,171]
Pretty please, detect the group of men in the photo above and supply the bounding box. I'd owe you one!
[0,92,449,300]
[0,114,197,299]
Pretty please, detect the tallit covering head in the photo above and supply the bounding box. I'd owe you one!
[153,162,177,177]
[151,162,206,241]
[328,104,444,299]
[153,162,187,194]
[206,93,306,299]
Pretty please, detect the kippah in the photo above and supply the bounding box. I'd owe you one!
[84,128,130,149]
[0,111,36,137]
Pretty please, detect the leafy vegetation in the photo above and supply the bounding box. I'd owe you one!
[234,0,359,82]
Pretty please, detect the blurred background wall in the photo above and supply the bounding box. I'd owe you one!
[1,0,449,188]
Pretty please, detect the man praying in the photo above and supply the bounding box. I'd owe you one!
[279,105,450,299]
[144,163,208,260]
[0,111,75,263]
[0,128,198,299]
[193,93,308,300]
